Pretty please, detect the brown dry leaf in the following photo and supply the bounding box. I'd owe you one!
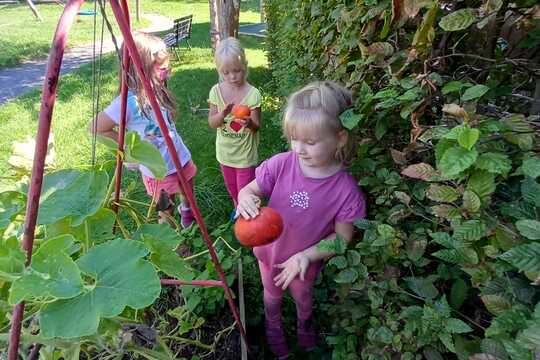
[391,149,408,165]
[367,42,395,57]
[410,111,424,143]
[443,103,470,121]
[401,162,435,180]
[392,0,403,23]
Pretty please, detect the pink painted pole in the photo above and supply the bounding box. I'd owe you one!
[112,0,131,217]
[108,0,249,349]
[161,279,224,287]
[7,0,86,359]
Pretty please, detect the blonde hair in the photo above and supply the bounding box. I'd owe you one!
[120,31,176,118]
[283,81,354,164]
[214,37,248,80]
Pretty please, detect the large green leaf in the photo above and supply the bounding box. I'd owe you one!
[499,243,540,273]
[339,109,363,130]
[521,177,540,207]
[426,184,460,202]
[133,224,194,281]
[449,278,468,309]
[439,147,478,178]
[37,170,109,226]
[46,208,116,248]
[445,318,472,333]
[481,294,512,316]
[0,191,26,230]
[467,171,496,203]
[462,190,481,213]
[457,127,480,150]
[405,276,439,300]
[515,220,540,240]
[439,8,476,31]
[40,239,161,338]
[98,132,168,179]
[125,132,168,179]
[461,85,490,101]
[453,220,486,242]
[0,237,25,281]
[521,158,540,178]
[475,153,512,174]
[9,235,83,304]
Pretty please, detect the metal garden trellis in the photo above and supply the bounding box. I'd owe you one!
[7,0,249,358]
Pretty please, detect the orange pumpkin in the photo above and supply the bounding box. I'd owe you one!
[232,104,251,119]
[234,207,284,247]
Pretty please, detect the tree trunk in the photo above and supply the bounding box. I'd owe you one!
[26,0,43,21]
[208,0,240,52]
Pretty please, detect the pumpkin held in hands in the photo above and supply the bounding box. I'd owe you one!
[232,104,251,119]
[234,207,284,247]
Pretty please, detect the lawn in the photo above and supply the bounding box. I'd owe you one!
[0,0,284,227]
[0,0,263,68]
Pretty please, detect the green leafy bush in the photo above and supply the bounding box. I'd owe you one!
[266,0,539,358]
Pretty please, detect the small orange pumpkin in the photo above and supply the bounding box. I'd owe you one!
[234,207,284,247]
[232,104,251,119]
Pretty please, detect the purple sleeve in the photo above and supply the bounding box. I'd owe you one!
[336,186,367,223]
[103,96,122,124]
[255,156,279,197]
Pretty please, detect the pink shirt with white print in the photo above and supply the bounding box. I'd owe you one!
[253,151,366,267]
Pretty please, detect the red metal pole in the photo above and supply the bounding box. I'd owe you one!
[108,0,249,349]
[112,0,131,216]
[160,279,224,287]
[7,0,85,358]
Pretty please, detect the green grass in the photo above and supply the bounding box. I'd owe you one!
[0,0,262,68]
[0,0,284,227]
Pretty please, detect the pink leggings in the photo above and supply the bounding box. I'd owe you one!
[258,260,322,327]
[220,164,256,207]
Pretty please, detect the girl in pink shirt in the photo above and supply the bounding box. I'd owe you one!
[237,81,366,358]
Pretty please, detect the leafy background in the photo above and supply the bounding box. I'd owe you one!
[265,0,539,359]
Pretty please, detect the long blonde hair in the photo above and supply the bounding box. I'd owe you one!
[283,81,354,164]
[214,37,248,81]
[120,31,176,119]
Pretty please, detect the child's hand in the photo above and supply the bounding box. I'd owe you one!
[222,103,234,118]
[273,251,310,290]
[237,194,261,219]
[239,116,253,129]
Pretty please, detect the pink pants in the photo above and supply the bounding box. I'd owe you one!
[220,164,256,207]
[258,260,322,327]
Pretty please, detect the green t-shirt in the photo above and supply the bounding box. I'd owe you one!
[208,84,262,168]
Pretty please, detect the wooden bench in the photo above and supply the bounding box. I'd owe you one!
[163,15,193,60]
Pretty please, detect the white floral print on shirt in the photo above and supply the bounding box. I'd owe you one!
[290,190,309,210]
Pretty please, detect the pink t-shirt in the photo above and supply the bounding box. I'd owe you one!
[253,151,366,266]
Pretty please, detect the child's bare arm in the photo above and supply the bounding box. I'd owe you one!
[89,112,118,141]
[237,180,264,219]
[208,103,233,128]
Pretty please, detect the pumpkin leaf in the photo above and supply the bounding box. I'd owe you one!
[37,170,109,226]
[9,235,83,305]
[40,239,161,338]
